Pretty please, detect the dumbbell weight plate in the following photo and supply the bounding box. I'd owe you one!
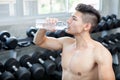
[15,67,31,80]
[110,14,120,27]
[32,52,56,74]
[116,33,120,40]
[98,21,108,31]
[43,50,58,58]
[19,55,32,68]
[5,37,18,49]
[4,58,20,73]
[44,60,56,75]
[54,30,66,38]
[46,31,55,37]
[0,31,10,42]
[0,62,5,72]
[26,27,37,37]
[55,57,62,71]
[0,62,15,80]
[0,41,2,50]
[107,19,114,29]
[19,55,45,79]
[1,71,15,80]
[31,63,45,79]
[32,52,46,62]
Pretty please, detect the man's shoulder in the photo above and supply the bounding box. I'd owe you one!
[93,41,112,63]
[94,41,110,53]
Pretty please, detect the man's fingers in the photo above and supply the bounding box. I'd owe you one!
[46,18,58,24]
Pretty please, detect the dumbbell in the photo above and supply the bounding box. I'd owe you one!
[0,62,15,80]
[95,17,108,32]
[50,71,62,80]
[4,58,31,80]
[110,14,120,28]
[26,27,37,38]
[103,33,120,44]
[105,35,120,52]
[107,33,120,52]
[46,31,55,37]
[0,41,2,50]
[40,50,62,80]
[32,51,56,75]
[19,55,45,80]
[115,33,120,40]
[54,30,73,38]
[104,15,114,30]
[0,31,18,49]
[103,34,120,48]
[55,49,62,56]
[102,35,115,45]
[44,50,62,71]
[96,37,118,54]
[46,30,67,38]
[54,30,67,38]
[109,33,120,43]
[116,73,120,80]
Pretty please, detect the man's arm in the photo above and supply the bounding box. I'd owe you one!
[95,48,115,80]
[33,29,63,50]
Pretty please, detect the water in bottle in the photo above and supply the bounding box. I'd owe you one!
[36,19,68,30]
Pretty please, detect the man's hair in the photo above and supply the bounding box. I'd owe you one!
[75,3,101,32]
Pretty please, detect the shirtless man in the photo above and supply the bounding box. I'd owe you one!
[33,3,115,80]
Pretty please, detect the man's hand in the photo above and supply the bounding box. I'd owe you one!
[42,18,58,31]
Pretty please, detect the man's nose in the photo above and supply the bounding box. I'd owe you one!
[66,18,71,24]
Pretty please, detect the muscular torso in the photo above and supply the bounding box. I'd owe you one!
[61,41,99,80]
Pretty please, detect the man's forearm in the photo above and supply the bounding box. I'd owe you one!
[33,29,47,45]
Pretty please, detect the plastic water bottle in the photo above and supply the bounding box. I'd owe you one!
[36,19,68,30]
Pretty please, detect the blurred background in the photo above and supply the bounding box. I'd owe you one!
[0,0,120,80]
[0,0,119,38]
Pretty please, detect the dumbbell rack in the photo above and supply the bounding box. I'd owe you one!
[0,26,120,80]
[0,44,46,64]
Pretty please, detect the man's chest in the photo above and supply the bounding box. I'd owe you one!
[61,47,96,74]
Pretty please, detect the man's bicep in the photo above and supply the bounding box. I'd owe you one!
[98,63,115,80]
[97,52,115,80]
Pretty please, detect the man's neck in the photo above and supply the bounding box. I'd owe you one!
[74,31,93,49]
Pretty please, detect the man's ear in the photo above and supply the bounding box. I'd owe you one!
[84,23,91,31]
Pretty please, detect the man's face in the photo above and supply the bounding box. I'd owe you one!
[66,11,86,35]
